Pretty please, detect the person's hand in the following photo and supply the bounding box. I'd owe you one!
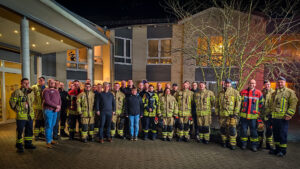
[113,112,116,115]
[126,115,129,118]
[284,115,292,121]
[97,111,100,116]
[149,108,152,112]
[140,115,143,118]
[56,105,61,109]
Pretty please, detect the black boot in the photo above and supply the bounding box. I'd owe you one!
[203,140,209,144]
[60,130,69,137]
[143,133,148,140]
[83,137,88,143]
[269,145,279,155]
[16,143,24,153]
[230,145,236,150]
[24,143,36,149]
[251,144,257,152]
[151,133,157,140]
[177,137,182,142]
[162,138,167,141]
[69,132,74,140]
[241,142,247,150]
[167,137,171,141]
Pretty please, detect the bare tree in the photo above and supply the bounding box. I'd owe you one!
[166,0,300,92]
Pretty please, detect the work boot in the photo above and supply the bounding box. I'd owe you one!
[221,143,227,148]
[60,130,69,137]
[143,133,148,140]
[269,146,280,155]
[203,140,209,144]
[266,143,272,150]
[277,152,285,157]
[90,137,95,142]
[16,143,24,153]
[195,135,200,142]
[230,145,236,150]
[83,138,88,143]
[257,141,263,150]
[107,138,113,143]
[241,142,247,150]
[183,137,189,142]
[251,145,257,152]
[38,133,45,138]
[167,137,171,141]
[177,137,182,142]
[24,144,36,149]
[151,134,157,140]
[162,138,167,141]
[69,132,74,140]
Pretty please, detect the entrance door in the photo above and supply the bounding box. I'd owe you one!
[0,73,2,122]
[5,72,22,121]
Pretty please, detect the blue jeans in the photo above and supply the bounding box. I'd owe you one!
[129,115,140,137]
[44,109,57,143]
[53,111,61,138]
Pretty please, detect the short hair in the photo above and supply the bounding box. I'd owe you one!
[85,83,91,86]
[132,87,137,91]
[73,80,79,83]
[184,80,190,84]
[149,85,154,88]
[114,82,120,85]
[21,78,29,83]
[192,82,198,85]
[103,82,109,86]
[38,76,45,80]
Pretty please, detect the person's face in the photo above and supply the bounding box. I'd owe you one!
[264,82,271,90]
[121,81,126,87]
[192,83,198,90]
[165,89,171,95]
[97,85,102,92]
[149,86,154,92]
[114,83,120,91]
[138,83,144,90]
[166,84,171,89]
[104,84,110,92]
[92,85,97,91]
[85,84,92,91]
[128,80,133,86]
[277,80,286,89]
[132,89,137,95]
[144,83,149,90]
[157,83,162,89]
[224,82,231,88]
[55,81,60,88]
[74,82,80,88]
[173,86,178,91]
[70,84,75,90]
[248,80,256,90]
[199,83,206,90]
[183,83,189,90]
[48,80,56,88]
[86,79,91,84]
[60,83,65,90]
[38,78,45,86]
[21,80,30,89]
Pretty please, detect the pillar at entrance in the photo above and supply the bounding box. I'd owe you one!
[87,48,93,84]
[20,17,30,80]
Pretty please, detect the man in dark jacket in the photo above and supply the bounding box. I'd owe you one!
[125,87,144,141]
[96,82,116,143]
[190,82,199,139]
[58,82,69,137]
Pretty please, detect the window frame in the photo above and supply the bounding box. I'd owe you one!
[66,49,87,72]
[147,38,172,65]
[114,36,132,65]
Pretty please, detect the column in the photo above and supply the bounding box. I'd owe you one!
[87,48,93,84]
[37,56,42,79]
[20,17,30,80]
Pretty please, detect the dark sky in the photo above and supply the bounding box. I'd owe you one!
[56,0,176,27]
[55,0,300,28]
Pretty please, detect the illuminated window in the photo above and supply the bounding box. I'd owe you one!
[67,48,87,71]
[94,46,103,65]
[147,39,172,65]
[115,37,131,64]
[197,36,223,67]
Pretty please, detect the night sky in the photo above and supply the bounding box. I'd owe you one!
[55,0,299,28]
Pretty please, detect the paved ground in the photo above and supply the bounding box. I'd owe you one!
[1,122,300,169]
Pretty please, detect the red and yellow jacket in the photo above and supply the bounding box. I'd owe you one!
[240,88,264,119]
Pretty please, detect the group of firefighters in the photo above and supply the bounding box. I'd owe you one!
[9,76,298,157]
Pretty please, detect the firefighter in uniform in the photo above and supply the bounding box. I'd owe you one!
[31,76,46,140]
[176,81,194,142]
[10,78,36,152]
[77,83,95,143]
[158,88,178,141]
[216,79,241,150]
[68,80,83,140]
[143,85,160,140]
[193,81,215,144]
[269,77,298,157]
[111,83,126,139]
[257,80,275,149]
[239,79,264,152]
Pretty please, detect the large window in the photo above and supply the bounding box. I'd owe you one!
[67,48,87,71]
[114,37,131,65]
[147,39,172,65]
[197,36,223,67]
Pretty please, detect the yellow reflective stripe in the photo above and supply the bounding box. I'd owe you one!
[241,137,248,141]
[250,137,259,142]
[280,144,287,148]
[24,137,32,141]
